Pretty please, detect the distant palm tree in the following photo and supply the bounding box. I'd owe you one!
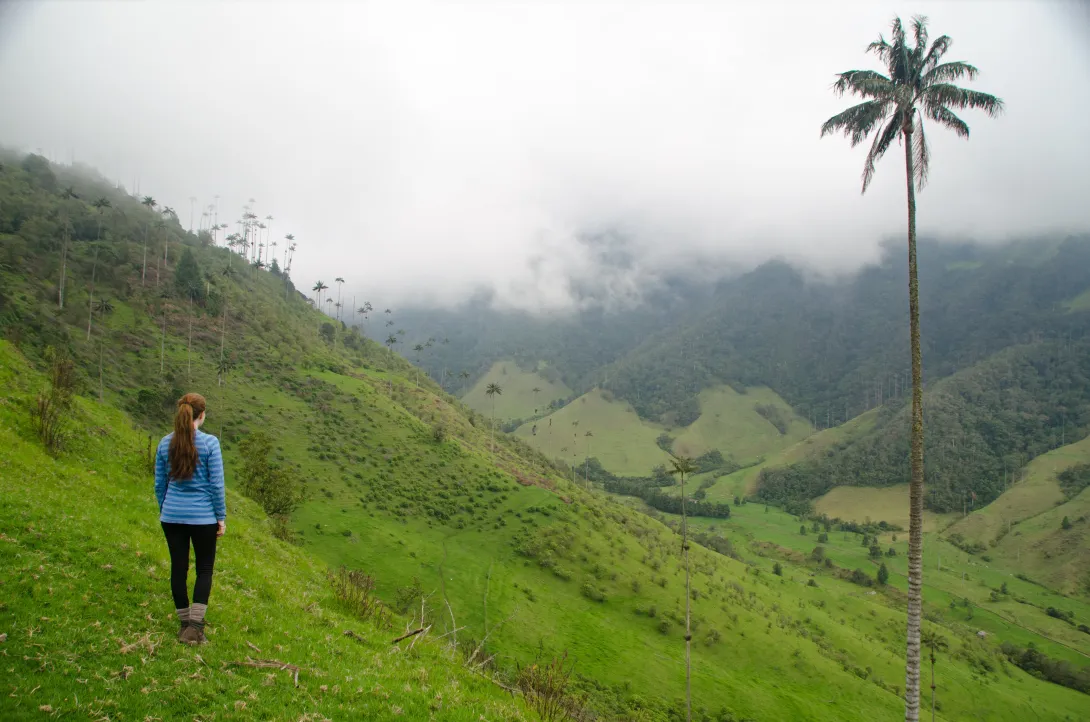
[412,343,424,383]
[312,280,328,309]
[86,198,111,342]
[485,383,502,452]
[532,386,542,414]
[264,215,274,265]
[459,370,471,396]
[668,453,698,722]
[139,198,156,286]
[921,630,949,722]
[584,430,594,486]
[160,207,176,268]
[384,334,398,360]
[821,19,1002,720]
[334,277,345,320]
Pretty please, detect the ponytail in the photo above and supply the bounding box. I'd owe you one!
[169,393,206,480]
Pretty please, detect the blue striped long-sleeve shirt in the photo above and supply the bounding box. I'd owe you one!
[155,430,227,524]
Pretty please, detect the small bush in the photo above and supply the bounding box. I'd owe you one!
[432,422,448,443]
[580,581,606,603]
[32,348,76,454]
[515,652,586,722]
[329,567,391,627]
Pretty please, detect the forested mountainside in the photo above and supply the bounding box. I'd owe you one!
[400,236,1090,430]
[6,152,1090,721]
[756,337,1090,513]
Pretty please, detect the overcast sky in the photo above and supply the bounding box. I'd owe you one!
[1,1,1087,311]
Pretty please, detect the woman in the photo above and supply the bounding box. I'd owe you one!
[154,393,226,645]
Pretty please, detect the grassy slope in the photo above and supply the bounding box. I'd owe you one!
[945,435,1090,547]
[513,389,671,476]
[991,486,1090,597]
[682,409,880,503]
[4,164,1090,720]
[0,341,529,722]
[514,384,813,479]
[677,503,1090,665]
[939,435,1090,597]
[814,486,958,533]
[672,385,812,463]
[462,360,571,421]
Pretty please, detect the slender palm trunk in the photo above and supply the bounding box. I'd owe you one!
[903,123,926,722]
[187,295,194,380]
[141,222,148,286]
[681,470,692,722]
[58,224,68,309]
[98,342,104,402]
[160,310,167,375]
[490,397,496,453]
[218,300,228,387]
[929,651,936,722]
[86,247,99,341]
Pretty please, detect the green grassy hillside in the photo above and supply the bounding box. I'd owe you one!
[815,486,958,533]
[462,359,571,421]
[0,341,529,721]
[677,409,880,504]
[945,435,1090,547]
[513,389,671,476]
[4,156,1090,720]
[672,385,812,463]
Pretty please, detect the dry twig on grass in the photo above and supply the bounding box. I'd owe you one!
[391,627,426,645]
[228,657,301,687]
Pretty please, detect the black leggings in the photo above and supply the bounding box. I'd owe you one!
[161,522,219,608]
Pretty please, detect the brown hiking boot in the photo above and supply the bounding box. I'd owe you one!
[180,620,207,645]
[177,621,189,643]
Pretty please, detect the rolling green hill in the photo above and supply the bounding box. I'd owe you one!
[671,385,812,463]
[461,359,571,421]
[4,153,1090,720]
[513,388,670,476]
[0,341,529,721]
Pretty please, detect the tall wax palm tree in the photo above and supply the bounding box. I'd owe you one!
[820,17,1001,720]
[921,630,949,722]
[264,215,274,265]
[140,197,157,286]
[532,386,542,414]
[668,453,698,722]
[86,198,112,341]
[312,280,328,309]
[334,277,345,320]
[584,430,593,486]
[459,370,471,397]
[160,207,176,269]
[485,383,502,452]
[412,343,424,383]
[384,333,398,358]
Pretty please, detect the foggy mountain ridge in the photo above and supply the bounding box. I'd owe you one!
[2,2,1088,312]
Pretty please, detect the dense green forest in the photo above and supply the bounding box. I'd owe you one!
[756,338,1090,512]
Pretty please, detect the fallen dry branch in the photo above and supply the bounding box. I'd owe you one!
[409,625,432,651]
[343,630,366,644]
[229,656,301,687]
[391,627,426,645]
[117,632,159,655]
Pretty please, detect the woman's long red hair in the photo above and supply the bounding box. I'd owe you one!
[169,393,206,480]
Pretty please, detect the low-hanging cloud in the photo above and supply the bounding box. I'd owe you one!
[1,1,1087,312]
